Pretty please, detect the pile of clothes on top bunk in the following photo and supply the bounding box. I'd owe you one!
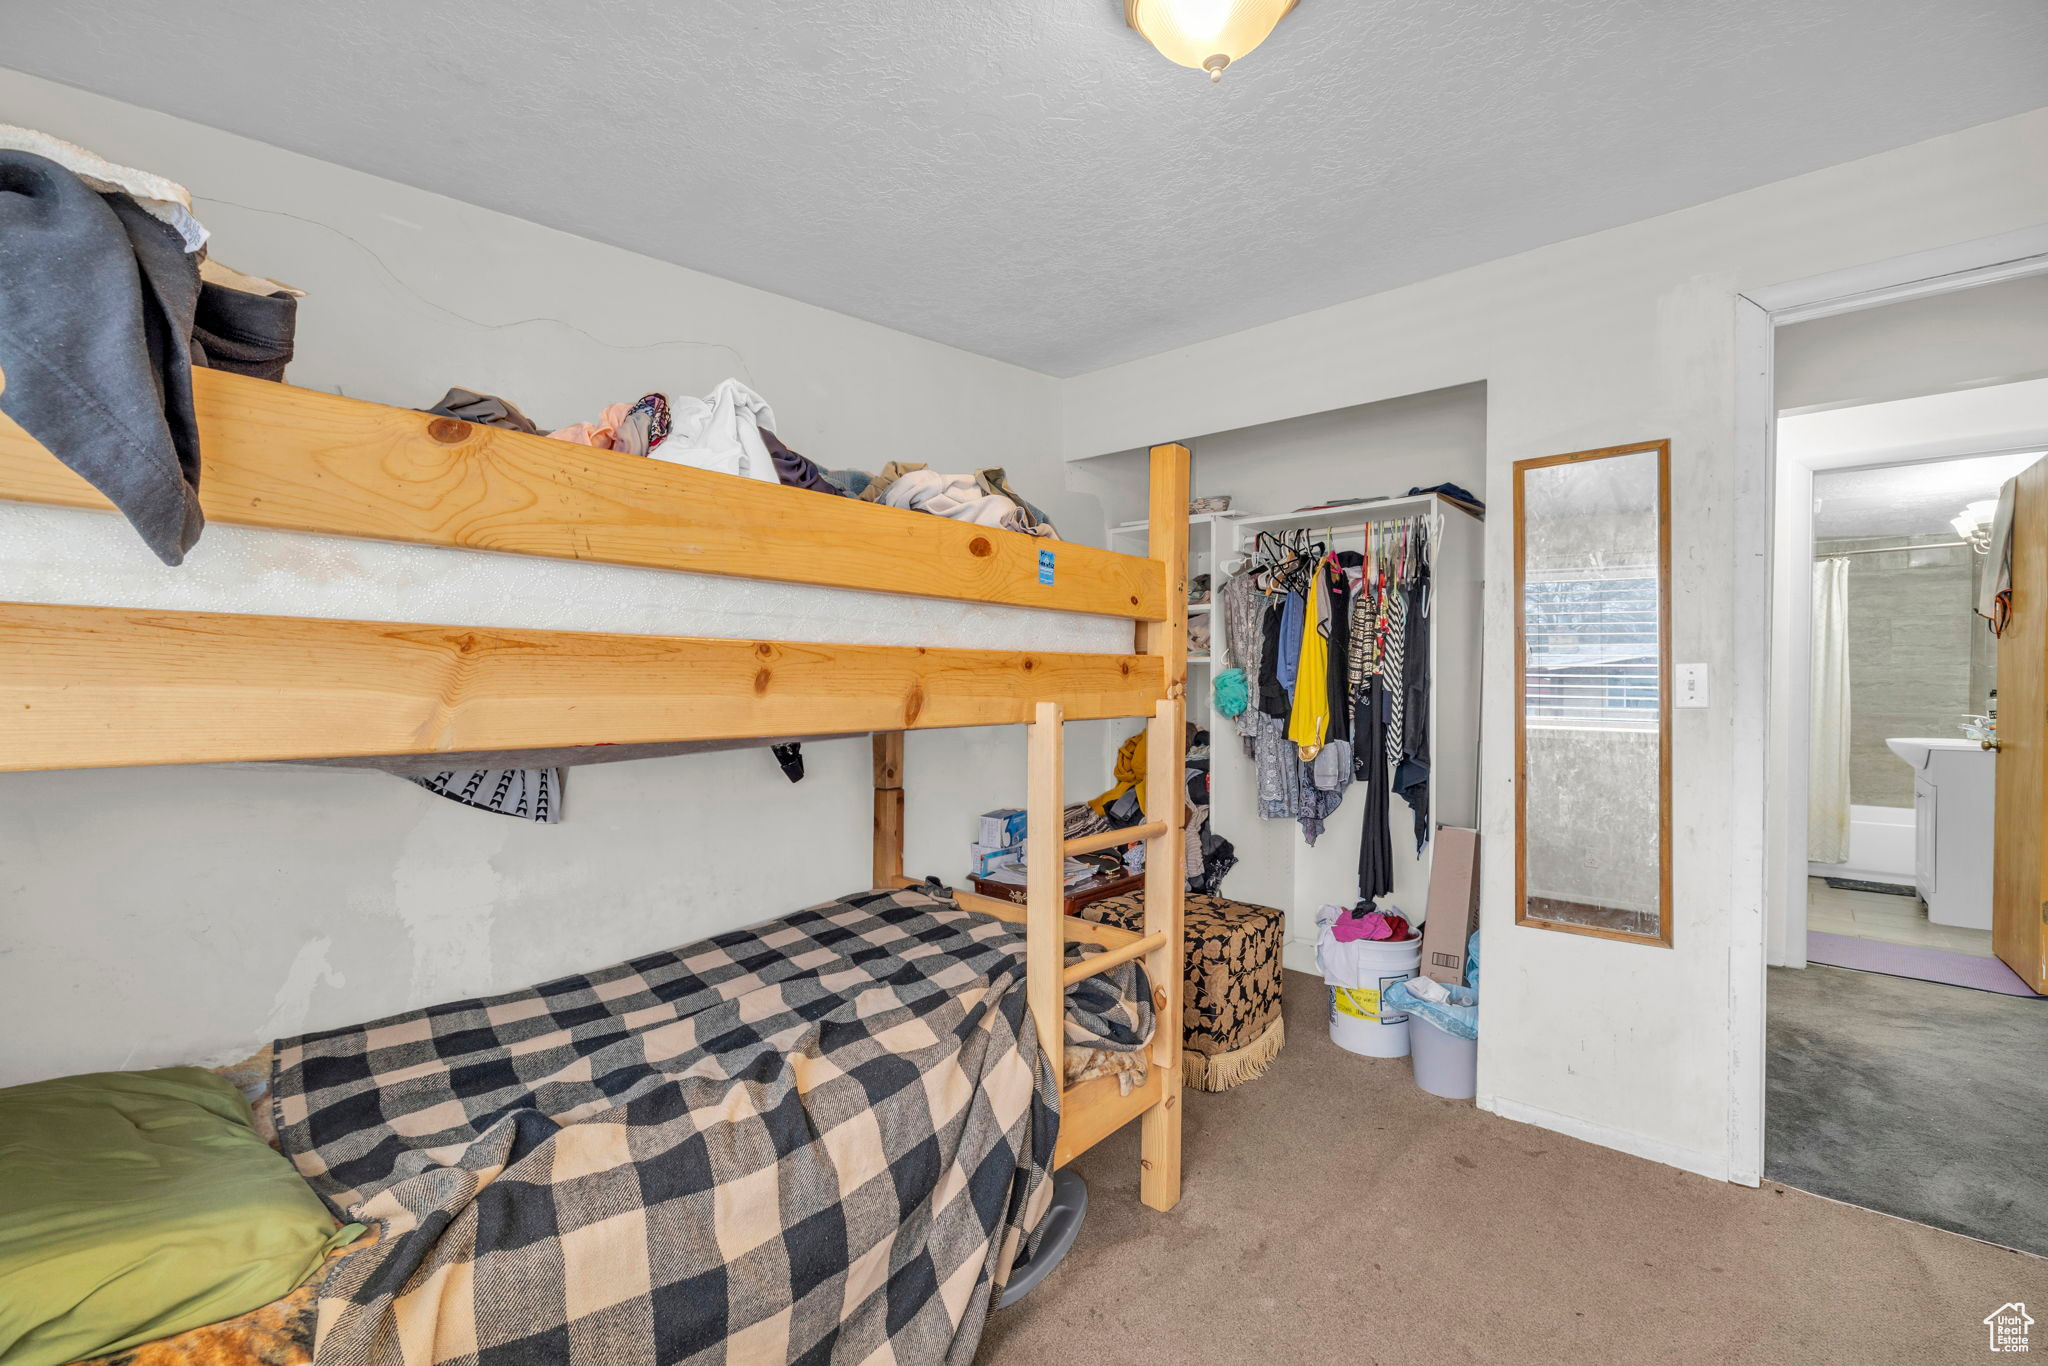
[0,125,1064,575]
[1213,516,1434,907]
[1078,722,1237,895]
[0,126,303,566]
[506,387,1060,537]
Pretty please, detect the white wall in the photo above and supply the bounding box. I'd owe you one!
[1189,384,1487,515]
[1060,106,2048,1180]
[0,70,1116,1088]
[1776,272,2048,413]
[1074,383,1486,528]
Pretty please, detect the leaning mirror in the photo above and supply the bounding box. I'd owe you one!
[1514,440,1672,946]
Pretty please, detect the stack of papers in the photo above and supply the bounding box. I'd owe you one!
[976,856,1097,889]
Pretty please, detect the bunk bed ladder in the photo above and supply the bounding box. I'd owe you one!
[866,442,1190,1212]
[1026,441,1190,1213]
[1136,441,1189,1214]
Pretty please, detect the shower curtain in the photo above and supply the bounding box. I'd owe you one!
[1808,557,1852,864]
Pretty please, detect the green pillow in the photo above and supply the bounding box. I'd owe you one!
[0,1067,360,1366]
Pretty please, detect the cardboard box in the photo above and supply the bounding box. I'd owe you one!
[1421,827,1479,985]
[977,808,1027,848]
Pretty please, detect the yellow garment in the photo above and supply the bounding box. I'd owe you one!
[1288,572,1330,760]
[1089,732,1148,817]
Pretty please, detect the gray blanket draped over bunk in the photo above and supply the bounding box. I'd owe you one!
[269,884,1144,1366]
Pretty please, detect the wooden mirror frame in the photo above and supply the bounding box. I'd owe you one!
[1512,439,1674,948]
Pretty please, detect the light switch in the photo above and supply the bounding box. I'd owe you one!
[1677,663,1710,708]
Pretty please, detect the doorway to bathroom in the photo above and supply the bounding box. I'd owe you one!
[1759,267,2048,1258]
[1804,450,2034,978]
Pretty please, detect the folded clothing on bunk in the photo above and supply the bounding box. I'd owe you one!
[547,379,784,482]
[192,258,298,384]
[268,883,1148,1366]
[421,386,542,434]
[881,467,1036,532]
[845,462,1058,537]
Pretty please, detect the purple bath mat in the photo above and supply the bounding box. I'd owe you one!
[1806,931,2046,998]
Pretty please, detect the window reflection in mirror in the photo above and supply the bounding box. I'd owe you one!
[1514,441,1672,946]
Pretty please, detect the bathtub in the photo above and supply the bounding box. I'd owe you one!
[1808,804,1915,885]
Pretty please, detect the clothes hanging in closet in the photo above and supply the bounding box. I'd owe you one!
[1394,560,1433,853]
[1275,590,1305,698]
[1222,518,1436,861]
[1287,573,1330,760]
[1256,596,1292,720]
[1325,560,1353,747]
[1355,677,1394,905]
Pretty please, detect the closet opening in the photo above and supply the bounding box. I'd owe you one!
[1075,381,1487,974]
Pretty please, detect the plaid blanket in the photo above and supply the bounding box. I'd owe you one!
[1062,946,1155,1095]
[270,885,1138,1366]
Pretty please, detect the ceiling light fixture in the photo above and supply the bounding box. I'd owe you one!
[1951,499,1998,553]
[1126,0,1298,82]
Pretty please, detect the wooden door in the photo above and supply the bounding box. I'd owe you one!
[1994,458,2048,992]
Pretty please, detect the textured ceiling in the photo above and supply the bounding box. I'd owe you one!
[1813,452,2042,540]
[6,1,2047,375]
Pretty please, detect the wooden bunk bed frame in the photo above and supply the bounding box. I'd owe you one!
[0,368,1192,1211]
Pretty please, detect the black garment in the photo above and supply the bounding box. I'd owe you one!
[1356,678,1393,905]
[192,281,296,383]
[1256,597,1291,719]
[0,151,204,564]
[1393,566,1432,853]
[761,428,844,495]
[1190,826,1237,896]
[424,387,540,433]
[1324,562,1352,746]
[1105,789,1146,827]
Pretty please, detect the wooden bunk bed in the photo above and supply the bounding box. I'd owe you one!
[0,368,1192,1212]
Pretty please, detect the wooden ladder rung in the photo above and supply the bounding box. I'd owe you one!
[1063,821,1166,857]
[1062,930,1169,987]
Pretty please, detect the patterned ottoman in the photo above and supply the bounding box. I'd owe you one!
[1075,892,1285,1092]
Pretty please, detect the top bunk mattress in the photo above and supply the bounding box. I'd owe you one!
[0,501,1132,658]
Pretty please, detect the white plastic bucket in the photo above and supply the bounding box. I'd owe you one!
[1321,937,1421,1059]
[1409,1013,1478,1098]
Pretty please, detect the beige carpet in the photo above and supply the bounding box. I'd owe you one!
[978,970,2043,1365]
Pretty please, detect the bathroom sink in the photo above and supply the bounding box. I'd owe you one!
[1886,736,1986,768]
[1885,737,1996,931]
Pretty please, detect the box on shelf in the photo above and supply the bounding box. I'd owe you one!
[977,808,1027,848]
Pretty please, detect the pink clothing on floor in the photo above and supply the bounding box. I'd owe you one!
[1330,910,1414,942]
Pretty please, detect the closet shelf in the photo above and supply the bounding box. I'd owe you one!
[1227,491,1480,536]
